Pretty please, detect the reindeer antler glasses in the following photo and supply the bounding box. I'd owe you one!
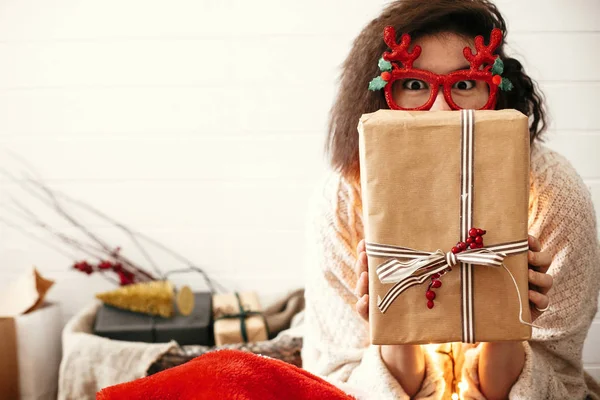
[368,27,513,111]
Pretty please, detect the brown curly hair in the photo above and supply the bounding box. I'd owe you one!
[326,0,547,181]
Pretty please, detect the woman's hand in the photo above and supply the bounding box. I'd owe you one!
[354,239,370,321]
[527,234,553,321]
[353,239,425,397]
[479,234,553,399]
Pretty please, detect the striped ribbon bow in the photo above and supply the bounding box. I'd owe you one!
[366,239,528,314]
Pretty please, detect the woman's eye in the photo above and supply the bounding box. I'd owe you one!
[402,79,427,90]
[453,80,476,90]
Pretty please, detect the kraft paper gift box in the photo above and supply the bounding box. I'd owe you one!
[358,109,532,345]
[213,292,268,346]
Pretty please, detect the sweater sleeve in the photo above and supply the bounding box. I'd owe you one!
[301,172,445,400]
[459,145,600,400]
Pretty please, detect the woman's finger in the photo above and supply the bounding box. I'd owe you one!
[354,239,370,322]
[356,271,369,298]
[360,251,367,269]
[529,289,549,311]
[355,251,368,276]
[357,239,365,254]
[355,240,367,276]
[528,235,542,252]
[528,250,552,273]
[354,248,367,273]
[528,269,553,294]
[355,294,369,322]
[354,254,362,276]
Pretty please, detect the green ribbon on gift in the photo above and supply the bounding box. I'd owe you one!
[214,292,270,343]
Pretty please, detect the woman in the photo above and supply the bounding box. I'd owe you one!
[301,1,600,399]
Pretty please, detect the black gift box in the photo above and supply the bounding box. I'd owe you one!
[93,292,214,346]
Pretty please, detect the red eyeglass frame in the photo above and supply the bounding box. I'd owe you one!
[375,27,506,111]
[384,68,498,111]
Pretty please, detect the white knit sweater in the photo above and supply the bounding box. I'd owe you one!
[302,143,600,399]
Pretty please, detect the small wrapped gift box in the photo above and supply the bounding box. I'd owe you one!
[213,292,268,346]
[0,268,60,400]
[0,302,62,400]
[358,109,532,345]
[94,292,213,345]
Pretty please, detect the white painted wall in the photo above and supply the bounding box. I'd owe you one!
[0,0,598,381]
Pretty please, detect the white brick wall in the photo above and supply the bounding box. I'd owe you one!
[0,0,598,381]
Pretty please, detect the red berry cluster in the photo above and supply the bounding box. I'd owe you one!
[426,273,443,309]
[467,228,486,249]
[73,259,136,285]
[425,227,486,309]
[73,261,93,274]
[451,227,486,254]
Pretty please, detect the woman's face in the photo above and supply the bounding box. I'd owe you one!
[391,33,490,111]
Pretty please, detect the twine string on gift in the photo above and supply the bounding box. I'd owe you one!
[500,263,543,329]
[213,292,270,343]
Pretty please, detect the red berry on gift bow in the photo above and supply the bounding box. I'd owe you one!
[426,281,438,307]
[467,227,486,247]
[492,75,502,86]
[380,71,391,81]
[426,228,488,310]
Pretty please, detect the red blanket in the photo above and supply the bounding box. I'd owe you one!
[97,349,355,400]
